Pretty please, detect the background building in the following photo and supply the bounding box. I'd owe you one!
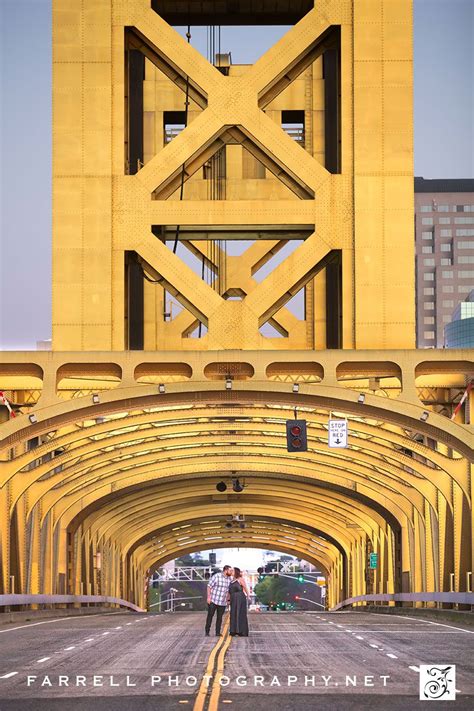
[415,177,474,347]
[444,289,474,348]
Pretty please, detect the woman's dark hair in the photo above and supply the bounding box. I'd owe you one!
[233,566,242,578]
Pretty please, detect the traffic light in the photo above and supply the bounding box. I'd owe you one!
[294,595,300,600]
[286,420,307,452]
[257,566,266,582]
[297,574,305,583]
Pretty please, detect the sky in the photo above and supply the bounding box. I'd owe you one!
[0,0,473,351]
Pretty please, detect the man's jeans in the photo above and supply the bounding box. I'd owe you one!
[205,602,226,635]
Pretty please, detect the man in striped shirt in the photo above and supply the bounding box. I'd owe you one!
[205,565,234,636]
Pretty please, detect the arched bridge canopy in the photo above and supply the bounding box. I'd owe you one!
[1,376,472,609]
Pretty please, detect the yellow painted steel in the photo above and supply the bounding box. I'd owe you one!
[0,1,472,612]
[52,0,414,351]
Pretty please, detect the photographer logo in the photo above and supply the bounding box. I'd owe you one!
[419,665,456,701]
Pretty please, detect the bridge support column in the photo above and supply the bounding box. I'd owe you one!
[424,500,437,607]
[453,481,472,607]
[439,494,455,608]
[0,486,10,594]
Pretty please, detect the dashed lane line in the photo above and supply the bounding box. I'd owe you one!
[0,672,18,679]
[386,654,398,659]
[36,657,51,663]
[64,646,75,651]
[409,666,420,672]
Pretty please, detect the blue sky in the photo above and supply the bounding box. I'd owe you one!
[0,0,473,349]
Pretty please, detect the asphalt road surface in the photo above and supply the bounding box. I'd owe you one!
[0,610,473,710]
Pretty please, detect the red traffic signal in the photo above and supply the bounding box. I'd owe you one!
[294,595,300,600]
[286,420,308,452]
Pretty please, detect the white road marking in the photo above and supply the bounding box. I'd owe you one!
[0,672,18,679]
[350,630,463,634]
[365,612,474,634]
[386,653,398,659]
[102,632,110,636]
[0,612,124,635]
[355,635,364,640]
[64,646,75,651]
[409,666,420,672]
[126,623,133,625]
[84,638,94,642]
[250,631,357,634]
[369,644,379,648]
[115,626,122,629]
[36,657,51,663]
[345,629,352,632]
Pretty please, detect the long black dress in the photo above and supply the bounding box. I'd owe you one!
[229,579,249,636]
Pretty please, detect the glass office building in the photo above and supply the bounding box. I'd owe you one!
[444,290,474,348]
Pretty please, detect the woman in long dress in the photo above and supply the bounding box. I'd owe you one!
[229,566,249,636]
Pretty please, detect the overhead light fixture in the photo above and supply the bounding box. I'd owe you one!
[225,377,232,390]
[292,383,299,393]
[232,478,244,493]
[357,393,365,404]
[216,481,227,492]
[420,410,429,422]
[158,383,165,394]
[92,393,100,404]
[28,413,38,424]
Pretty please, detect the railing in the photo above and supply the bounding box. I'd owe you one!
[330,592,474,611]
[0,594,144,612]
[283,126,305,146]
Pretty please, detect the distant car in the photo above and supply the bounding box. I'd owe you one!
[248,604,261,612]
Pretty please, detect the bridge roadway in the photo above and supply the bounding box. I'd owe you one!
[0,610,473,710]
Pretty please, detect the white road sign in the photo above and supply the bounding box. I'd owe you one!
[328,419,348,448]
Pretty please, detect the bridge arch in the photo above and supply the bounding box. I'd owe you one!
[1,382,472,609]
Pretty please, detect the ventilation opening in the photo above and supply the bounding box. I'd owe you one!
[164,111,186,144]
[282,110,305,148]
[152,1,313,26]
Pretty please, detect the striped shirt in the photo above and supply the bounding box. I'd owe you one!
[208,572,231,606]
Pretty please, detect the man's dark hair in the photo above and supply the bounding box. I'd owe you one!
[223,564,231,572]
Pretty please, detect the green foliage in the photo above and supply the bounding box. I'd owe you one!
[254,574,323,610]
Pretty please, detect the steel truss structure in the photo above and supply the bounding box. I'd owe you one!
[0,1,472,612]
